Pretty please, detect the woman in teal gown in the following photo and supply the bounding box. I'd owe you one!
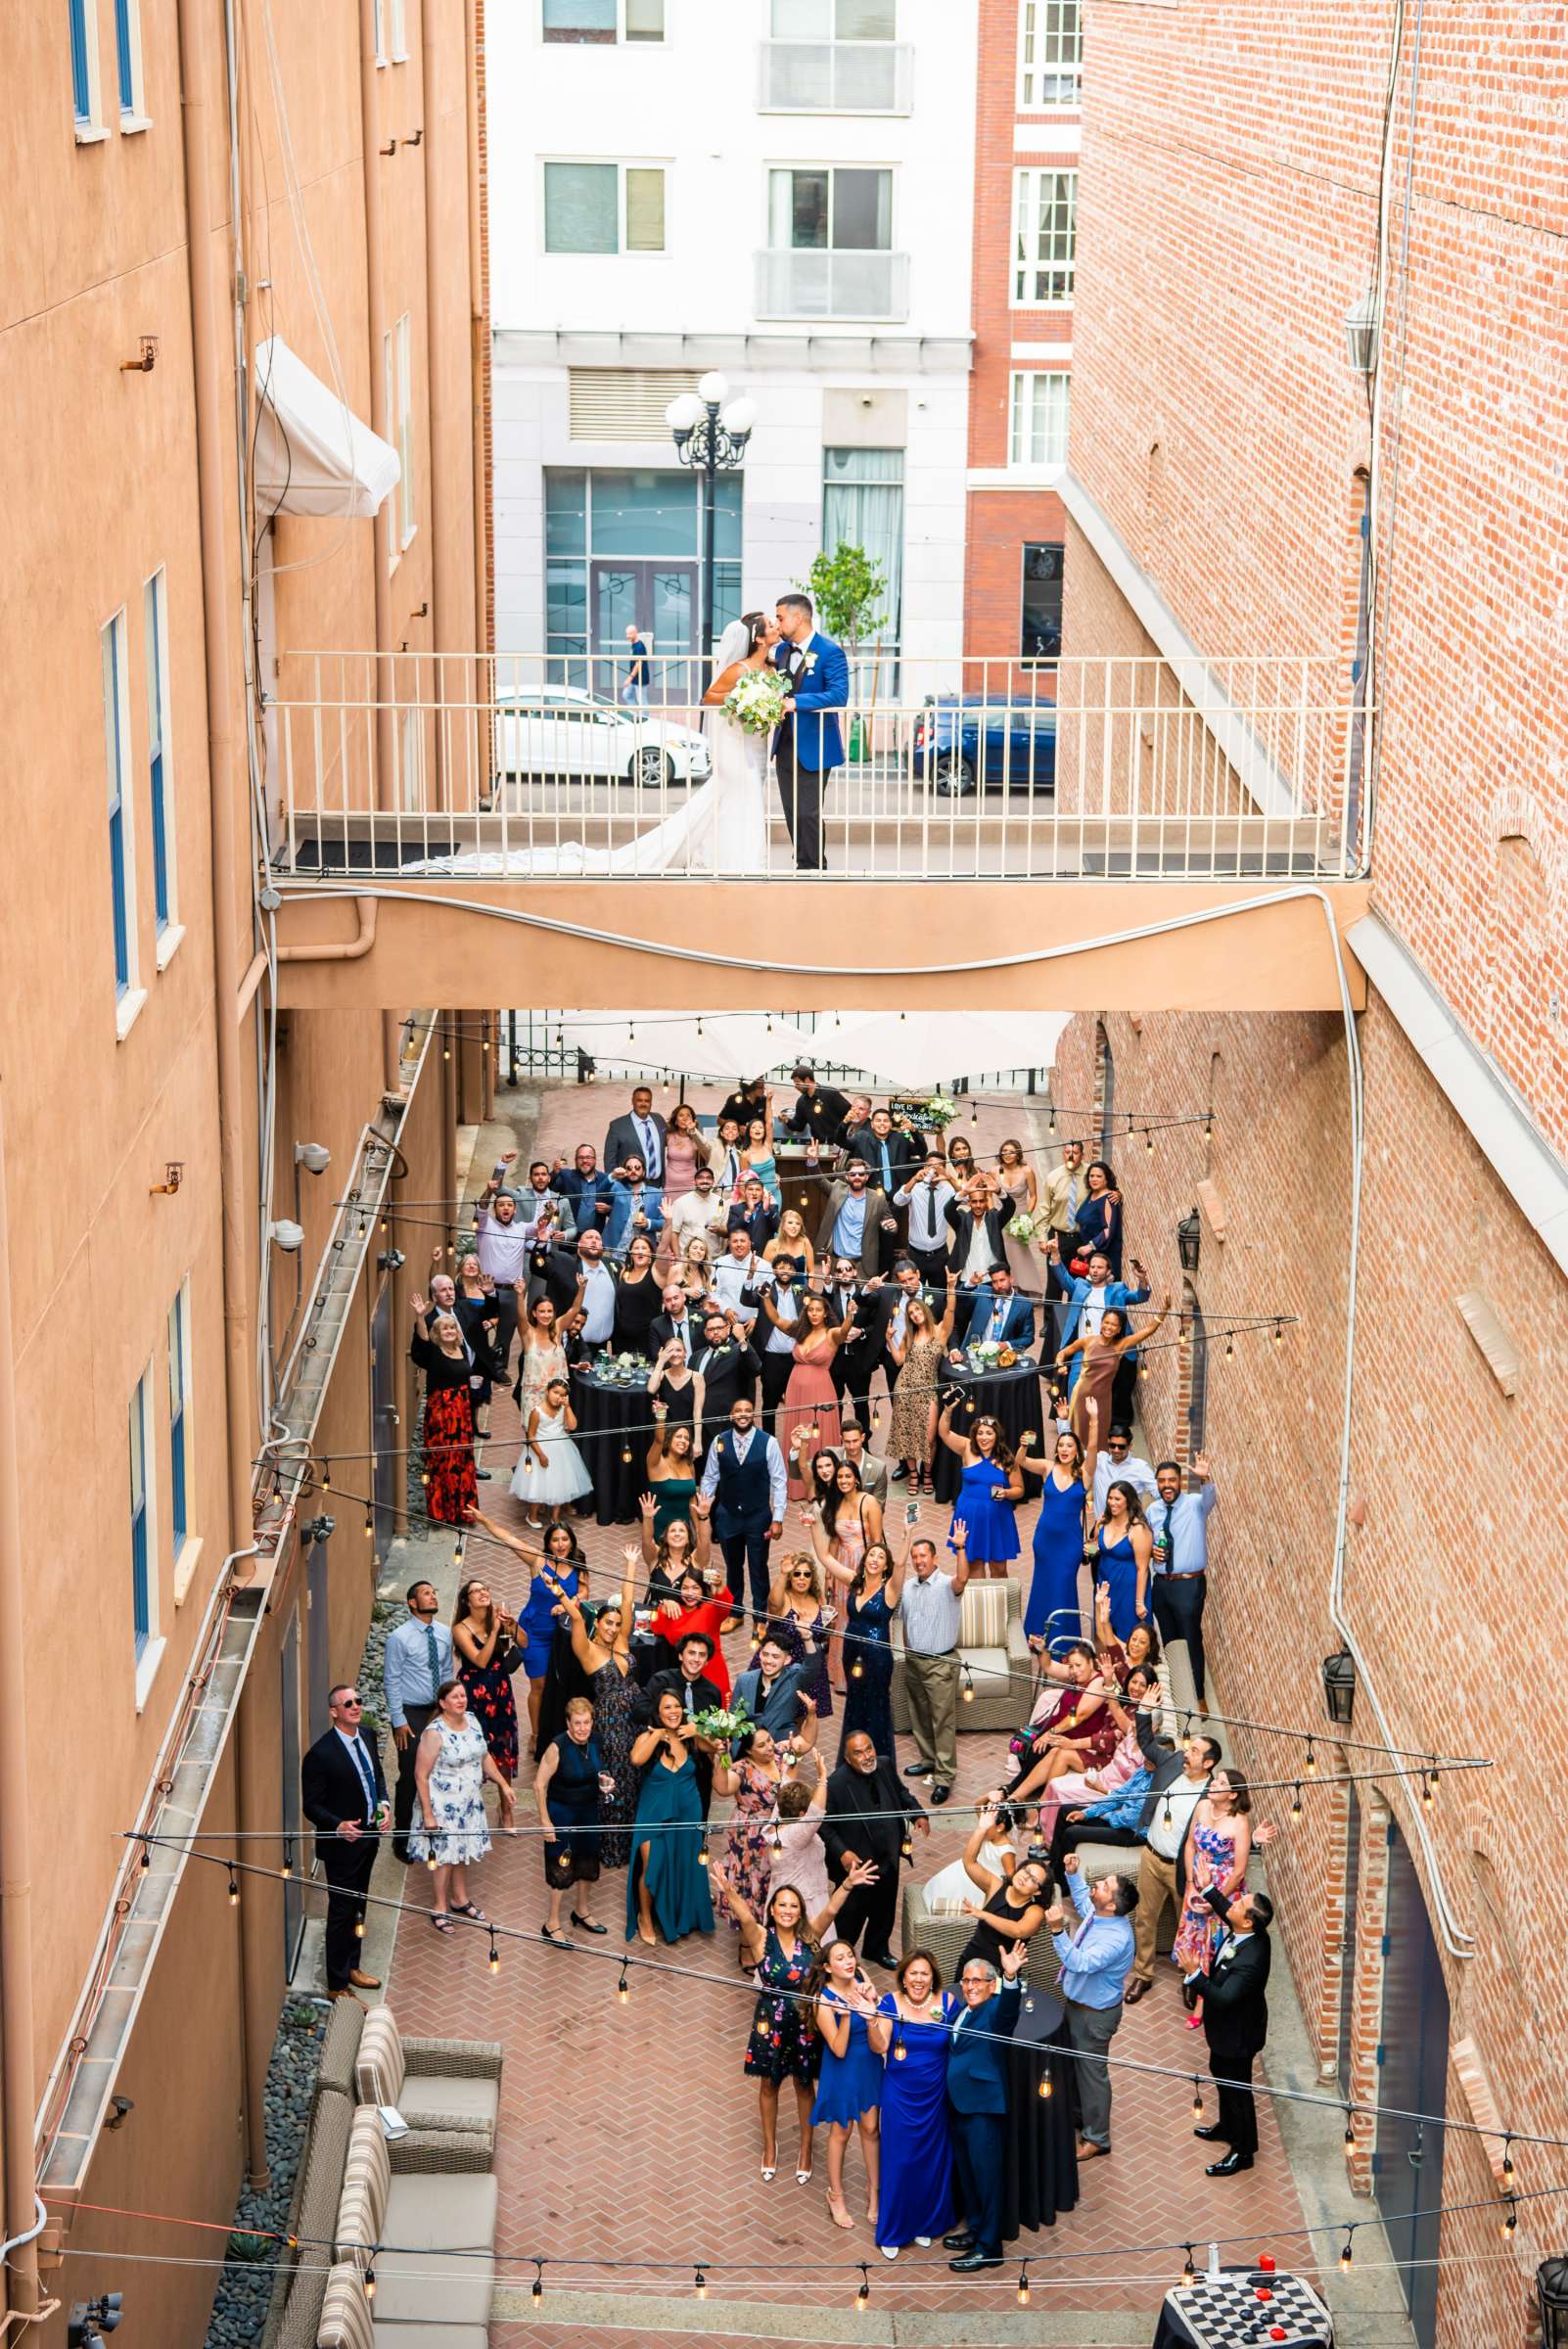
[625,1689,715,1946]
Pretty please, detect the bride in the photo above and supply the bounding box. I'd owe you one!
[415,613,778,877]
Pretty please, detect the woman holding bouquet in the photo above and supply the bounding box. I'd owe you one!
[995,1138,1040,1291]
[625,1687,715,1946]
[713,1726,795,1939]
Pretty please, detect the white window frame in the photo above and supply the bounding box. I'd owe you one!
[130,1361,165,1705]
[114,0,152,128]
[542,0,667,38]
[1009,369,1071,469]
[1011,166,1077,307]
[144,567,181,958]
[167,1279,200,1601]
[70,0,108,141]
[540,159,669,256]
[769,0,898,34]
[384,315,416,562]
[1017,0,1082,111]
[388,0,408,61]
[766,161,897,254]
[102,609,146,1034]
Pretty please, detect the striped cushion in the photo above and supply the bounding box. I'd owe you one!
[336,2108,390,2266]
[960,1578,1013,1649]
[354,2004,406,2108]
[316,2261,376,2349]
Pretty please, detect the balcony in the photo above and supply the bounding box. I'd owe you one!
[758,37,914,113]
[755,246,910,320]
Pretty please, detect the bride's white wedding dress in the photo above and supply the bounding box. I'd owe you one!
[412,621,769,878]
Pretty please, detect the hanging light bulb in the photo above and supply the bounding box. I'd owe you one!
[893,2032,907,2062]
[1290,1783,1303,1819]
[970,1104,978,1126]
[488,1926,500,1976]
[139,1837,152,1872]
[1016,2264,1032,2305]
[1272,1318,1283,1346]
[1421,1767,1435,1806]
[1344,2111,1357,2148]
[855,2266,870,2310]
[1162,1798,1175,1828]
[227,1866,241,1909]
[1145,1126,1155,1155]
[899,1831,913,1861]
[694,2269,707,2300]
[421,1469,431,1487]
[1501,2197,1517,2237]
[364,1513,374,1538]
[850,1657,864,1681]
[531,2264,544,2306]
[617,1960,630,2005]
[1037,2070,1052,2099]
[698,1833,711,1867]
[1180,2247,1197,2287]
[1047,1106,1057,1136]
[1224,1332,1235,1359]
[281,1840,294,1879]
[1502,2138,1515,2185]
[1427,1764,1441,1801]
[1191,2078,1204,2119]
[770,1821,784,1856]
[364,2263,378,2301]
[322,1461,332,1490]
[1306,1738,1317,1775]
[621,1445,633,1464]
[960,1663,975,1705]
[1339,2230,1354,2272]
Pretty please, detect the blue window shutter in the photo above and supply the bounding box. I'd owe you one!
[69,0,92,118]
[107,622,130,993]
[148,583,169,927]
[115,0,135,110]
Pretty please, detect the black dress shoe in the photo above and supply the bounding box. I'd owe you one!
[1192,2124,1226,2142]
[862,1949,898,1968]
[1206,2151,1254,2176]
[930,1783,951,1804]
[890,1464,909,1482]
[903,1761,933,1777]
[949,2250,1003,2273]
[571,1911,609,1935]
[942,2232,975,2252]
[475,1468,493,1480]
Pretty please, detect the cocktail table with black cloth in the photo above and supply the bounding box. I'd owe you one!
[569,1366,652,1525]
[1152,2269,1333,2349]
[999,1980,1080,2240]
[931,1357,1046,1505]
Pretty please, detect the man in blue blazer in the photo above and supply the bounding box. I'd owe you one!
[955,1265,1038,1354]
[945,1942,1028,2269]
[773,591,849,871]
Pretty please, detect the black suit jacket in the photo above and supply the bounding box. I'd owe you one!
[528,1239,585,1318]
[820,1758,924,1879]
[945,1202,1009,1278]
[689,1336,761,1420]
[301,1726,388,1842]
[649,1310,704,1362]
[849,1128,922,1190]
[726,1200,780,1253]
[1198,1885,1270,2057]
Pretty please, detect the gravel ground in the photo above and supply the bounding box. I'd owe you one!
[201,2000,326,2347]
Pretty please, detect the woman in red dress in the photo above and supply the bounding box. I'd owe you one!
[650,1563,738,1698]
[410,1296,499,1526]
[763,1290,855,1499]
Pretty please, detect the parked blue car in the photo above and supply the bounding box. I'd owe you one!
[911,695,1058,797]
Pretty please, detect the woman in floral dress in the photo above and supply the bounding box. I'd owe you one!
[715,1870,875,2185]
[713,1728,789,1943]
[451,1577,523,1779]
[1173,1767,1254,2014]
[513,1294,572,1424]
[410,1297,499,1526]
[887,1282,958,1493]
[559,1544,641,1869]
[409,1679,516,1933]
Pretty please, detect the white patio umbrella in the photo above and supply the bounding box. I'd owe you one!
[823,1008,1070,1092]
[539,1010,820,1087]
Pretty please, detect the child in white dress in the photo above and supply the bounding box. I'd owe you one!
[511,1374,594,1528]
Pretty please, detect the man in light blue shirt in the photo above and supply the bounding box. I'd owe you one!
[1147,1453,1216,1709]
[383,1581,454,1862]
[1046,1854,1138,2158]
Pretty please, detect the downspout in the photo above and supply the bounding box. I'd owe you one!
[274,896,379,968]
[0,1093,40,2323]
[464,0,489,693]
[174,0,269,2188]
[420,0,454,811]
[357,0,402,1096]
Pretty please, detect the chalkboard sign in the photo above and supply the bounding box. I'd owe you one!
[888,1095,936,1123]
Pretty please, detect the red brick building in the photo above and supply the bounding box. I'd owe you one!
[1053,9,1568,2346]
[963,0,1080,668]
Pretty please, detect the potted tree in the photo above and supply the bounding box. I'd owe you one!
[796,543,889,760]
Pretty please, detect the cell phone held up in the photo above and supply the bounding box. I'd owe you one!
[903,1497,922,1528]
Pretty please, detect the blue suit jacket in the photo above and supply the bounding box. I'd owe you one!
[946,1979,1021,2115]
[604,1180,666,1255]
[775,632,848,772]
[1060,1277,1150,1352]
[959,1291,1038,1352]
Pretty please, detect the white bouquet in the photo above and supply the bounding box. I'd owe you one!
[924,1094,958,1128]
[1005,1209,1038,1243]
[967,1340,1003,1367]
[722,668,791,738]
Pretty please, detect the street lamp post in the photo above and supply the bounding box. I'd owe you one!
[666,373,756,663]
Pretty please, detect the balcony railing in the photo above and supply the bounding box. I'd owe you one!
[269,653,1370,884]
[759,38,914,113]
[755,247,910,321]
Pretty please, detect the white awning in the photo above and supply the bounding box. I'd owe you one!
[824,1009,1069,1090]
[254,335,400,520]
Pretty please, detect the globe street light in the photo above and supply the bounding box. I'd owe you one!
[666,376,755,656]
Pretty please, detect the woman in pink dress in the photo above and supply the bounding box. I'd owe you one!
[661,1101,712,1201]
[1036,1661,1157,1848]
[763,1291,855,1498]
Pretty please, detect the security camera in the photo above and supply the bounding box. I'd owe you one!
[377,1247,406,1272]
[69,2298,123,2346]
[295,1141,331,1175]
[270,1219,304,1252]
[301,1514,337,1543]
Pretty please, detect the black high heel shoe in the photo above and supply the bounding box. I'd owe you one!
[572,1911,609,1935]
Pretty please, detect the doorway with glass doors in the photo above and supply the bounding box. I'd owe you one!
[590,561,698,706]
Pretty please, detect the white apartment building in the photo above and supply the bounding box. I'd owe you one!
[489,0,977,687]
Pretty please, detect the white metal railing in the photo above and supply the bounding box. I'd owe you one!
[754,247,910,321]
[269,651,1370,884]
[759,38,914,113]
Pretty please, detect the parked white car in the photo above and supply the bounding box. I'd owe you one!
[495,687,711,787]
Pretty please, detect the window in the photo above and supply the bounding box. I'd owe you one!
[102,612,137,1000]
[769,165,892,252]
[1009,371,1070,467]
[113,0,144,115]
[1012,167,1077,304]
[387,0,407,58]
[69,0,103,131]
[1021,541,1064,662]
[1182,1279,1209,1454]
[772,0,897,32]
[543,0,665,37]
[167,1283,192,1552]
[143,570,176,936]
[543,469,742,680]
[129,1369,153,1657]
[543,161,667,253]
[384,315,415,556]
[822,448,902,663]
[1018,0,1081,107]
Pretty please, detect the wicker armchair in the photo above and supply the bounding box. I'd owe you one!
[334,2106,496,2331]
[891,1575,1033,1735]
[353,2005,503,2149]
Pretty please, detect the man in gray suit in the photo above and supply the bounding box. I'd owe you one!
[604,1085,668,1185]
[839,1418,890,1507]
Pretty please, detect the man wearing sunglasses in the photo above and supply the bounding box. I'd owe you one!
[300,1684,390,2000]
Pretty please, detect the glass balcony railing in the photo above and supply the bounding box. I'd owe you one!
[758,38,914,114]
[754,246,910,321]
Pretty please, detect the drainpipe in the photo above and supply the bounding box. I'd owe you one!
[274,896,379,969]
[464,0,489,691]
[357,0,402,1097]
[175,0,270,2188]
[421,0,456,812]
[0,1093,39,2322]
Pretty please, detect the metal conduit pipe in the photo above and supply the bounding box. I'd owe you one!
[273,895,380,965]
[0,1093,40,2324]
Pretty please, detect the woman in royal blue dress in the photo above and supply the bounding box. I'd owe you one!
[1015,1397,1099,1650]
[1093,1478,1155,1643]
[811,1938,886,2230]
[1071,1158,1123,1275]
[868,1950,956,2258]
[625,1690,715,1946]
[937,1405,1024,1579]
[807,1524,910,1761]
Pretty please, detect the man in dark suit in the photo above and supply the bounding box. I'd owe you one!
[300,1684,389,1999]
[818,1255,864,1403]
[946,1180,1009,1290]
[528,1234,587,1320]
[699,1395,787,1618]
[691,1311,761,1426]
[848,1106,922,1193]
[732,1637,819,1749]
[725,1175,779,1256]
[604,1085,667,1186]
[1191,1885,1273,2173]
[649,1281,705,1364]
[820,1728,929,1966]
[945,1946,1028,2270]
[636,1634,725,1812]
[955,1265,1038,1353]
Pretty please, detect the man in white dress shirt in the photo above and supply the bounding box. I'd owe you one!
[895,1153,958,1284]
[564,1226,618,1361]
[711,1226,763,1330]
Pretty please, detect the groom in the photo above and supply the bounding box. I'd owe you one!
[772,591,849,872]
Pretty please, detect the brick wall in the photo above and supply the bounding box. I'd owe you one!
[1050,1004,1568,2345]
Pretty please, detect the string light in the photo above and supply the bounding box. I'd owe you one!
[354,1908,365,1940]
[698,1833,711,1867]
[1290,1783,1303,1819]
[694,2267,707,2299]
[1016,2263,1031,2304]
[617,1959,630,2005]
[1145,1126,1155,1155]
[1344,2110,1357,2148]
[531,2262,544,2305]
[1191,2078,1204,2119]
[1339,2229,1355,2271]
[1037,2070,1052,2099]
[364,2262,378,2301]
[893,2031,907,2062]
[1502,2137,1515,2184]
[227,1866,240,1909]
[488,1926,500,1976]
[855,2264,870,2310]
[139,1838,152,1873]
[281,1841,293,1880]
[1224,1333,1235,1359]
[1305,1738,1317,1775]
[960,1663,975,1705]
[1501,2197,1517,2237]
[1181,2246,1197,2286]
[770,1821,784,1856]
[363,1514,374,1538]
[1273,1318,1283,1345]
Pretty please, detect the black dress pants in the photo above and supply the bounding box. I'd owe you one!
[1048,1811,1141,1889]
[834,1861,900,1958]
[1151,1573,1208,1703]
[392,1702,437,1860]
[320,1834,378,1989]
[760,1348,795,1431]
[950,2106,1006,2253]
[720,1525,774,1623]
[775,743,826,871]
[1213,2051,1261,2156]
